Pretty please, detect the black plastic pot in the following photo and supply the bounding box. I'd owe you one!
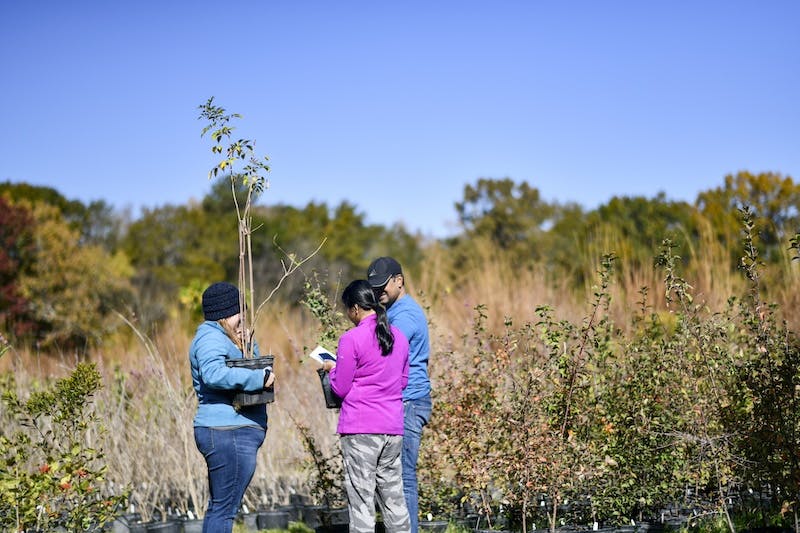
[315,508,349,533]
[145,520,181,533]
[111,513,146,533]
[238,512,259,531]
[636,521,666,532]
[258,509,290,530]
[316,525,349,533]
[302,504,328,529]
[181,518,204,533]
[316,368,342,408]
[419,519,449,532]
[277,503,302,522]
[226,355,275,406]
[454,515,480,530]
[322,507,349,526]
[240,512,259,531]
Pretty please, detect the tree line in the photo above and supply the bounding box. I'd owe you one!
[1,170,798,351]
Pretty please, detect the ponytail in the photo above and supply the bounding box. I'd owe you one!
[374,304,394,356]
[341,279,395,356]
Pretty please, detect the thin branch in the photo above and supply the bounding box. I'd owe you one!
[253,236,328,322]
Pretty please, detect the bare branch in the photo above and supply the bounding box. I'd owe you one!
[253,236,328,321]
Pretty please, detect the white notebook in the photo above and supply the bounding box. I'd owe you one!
[308,345,336,364]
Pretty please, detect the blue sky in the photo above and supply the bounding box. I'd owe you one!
[1,1,798,238]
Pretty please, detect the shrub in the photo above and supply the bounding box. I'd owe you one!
[0,361,128,531]
[294,420,345,508]
[426,212,800,533]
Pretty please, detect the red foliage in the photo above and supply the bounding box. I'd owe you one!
[0,196,36,337]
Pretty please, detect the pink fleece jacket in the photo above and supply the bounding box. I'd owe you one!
[329,313,409,435]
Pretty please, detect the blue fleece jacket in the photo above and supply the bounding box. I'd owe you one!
[387,295,431,400]
[189,321,268,429]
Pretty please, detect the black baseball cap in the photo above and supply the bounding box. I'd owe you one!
[367,257,403,287]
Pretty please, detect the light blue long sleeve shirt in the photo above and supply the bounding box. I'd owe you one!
[189,321,267,429]
[386,295,431,400]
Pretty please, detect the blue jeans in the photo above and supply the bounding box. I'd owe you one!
[402,394,432,533]
[194,426,266,533]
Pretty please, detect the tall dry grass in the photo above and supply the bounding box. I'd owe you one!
[2,236,799,520]
[418,240,582,340]
[0,304,340,521]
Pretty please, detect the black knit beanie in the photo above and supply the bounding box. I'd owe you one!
[202,282,241,321]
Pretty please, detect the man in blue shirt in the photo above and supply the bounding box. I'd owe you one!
[368,257,432,533]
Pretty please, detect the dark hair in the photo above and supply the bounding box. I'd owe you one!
[341,279,394,356]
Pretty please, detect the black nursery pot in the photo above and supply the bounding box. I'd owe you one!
[419,520,449,532]
[257,509,290,530]
[226,355,275,406]
[111,513,146,533]
[180,518,204,533]
[316,368,342,409]
[145,520,182,533]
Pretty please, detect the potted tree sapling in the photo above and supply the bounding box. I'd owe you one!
[198,98,323,408]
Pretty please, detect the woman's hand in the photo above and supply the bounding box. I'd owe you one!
[321,360,336,372]
[263,367,275,389]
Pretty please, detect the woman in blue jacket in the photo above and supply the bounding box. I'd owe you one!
[189,282,275,533]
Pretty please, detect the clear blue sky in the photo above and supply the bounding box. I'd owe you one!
[1,1,798,237]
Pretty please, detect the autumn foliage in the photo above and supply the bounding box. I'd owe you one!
[1,170,800,531]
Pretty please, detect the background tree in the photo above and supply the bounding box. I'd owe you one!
[696,171,800,263]
[455,177,558,258]
[0,196,36,338]
[542,203,588,285]
[201,176,252,217]
[74,199,128,252]
[575,193,699,287]
[252,200,424,302]
[0,181,86,221]
[18,203,133,350]
[121,204,231,328]
[0,182,124,252]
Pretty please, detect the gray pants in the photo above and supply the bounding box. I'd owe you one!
[341,434,410,533]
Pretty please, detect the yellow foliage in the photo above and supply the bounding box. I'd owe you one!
[17,203,133,347]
